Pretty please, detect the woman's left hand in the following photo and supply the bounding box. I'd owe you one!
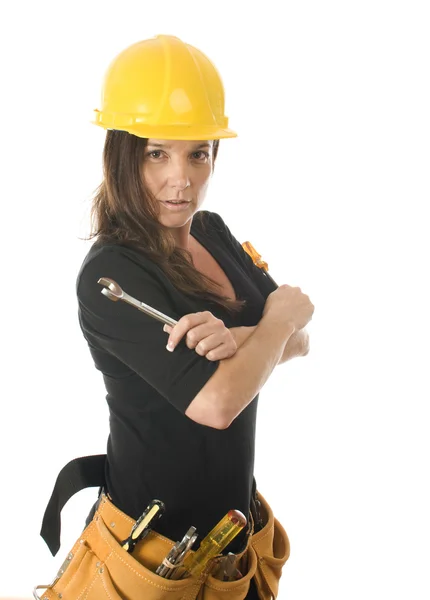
[163,311,238,361]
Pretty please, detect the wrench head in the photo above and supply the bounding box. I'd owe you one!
[101,288,120,302]
[97,277,123,301]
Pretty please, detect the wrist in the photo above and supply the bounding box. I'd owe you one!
[230,325,257,349]
[260,313,296,337]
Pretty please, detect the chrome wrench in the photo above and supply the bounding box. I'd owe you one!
[98,277,178,327]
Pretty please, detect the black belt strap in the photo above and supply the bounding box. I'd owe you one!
[40,453,262,557]
[40,454,107,556]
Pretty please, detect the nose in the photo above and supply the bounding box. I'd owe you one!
[168,158,191,191]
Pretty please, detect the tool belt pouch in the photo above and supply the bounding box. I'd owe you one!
[35,493,208,600]
[196,491,290,600]
[250,491,290,600]
[35,492,289,600]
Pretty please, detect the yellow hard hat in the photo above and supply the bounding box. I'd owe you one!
[92,34,237,140]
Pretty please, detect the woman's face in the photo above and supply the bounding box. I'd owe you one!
[142,138,214,228]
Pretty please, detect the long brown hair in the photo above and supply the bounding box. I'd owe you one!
[84,130,246,314]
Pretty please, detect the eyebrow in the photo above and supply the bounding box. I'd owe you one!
[147,142,211,149]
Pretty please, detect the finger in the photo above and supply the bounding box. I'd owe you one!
[165,312,209,351]
[194,328,233,356]
[184,319,224,350]
[193,332,224,356]
[205,342,237,361]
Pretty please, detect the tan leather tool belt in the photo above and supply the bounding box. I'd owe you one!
[35,489,289,600]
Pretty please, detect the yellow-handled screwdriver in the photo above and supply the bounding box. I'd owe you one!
[179,509,247,579]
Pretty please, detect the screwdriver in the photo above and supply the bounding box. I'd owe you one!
[179,509,247,579]
[121,499,165,553]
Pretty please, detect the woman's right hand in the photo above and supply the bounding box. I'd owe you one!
[262,284,315,331]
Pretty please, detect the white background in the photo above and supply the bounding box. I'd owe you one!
[1,1,429,598]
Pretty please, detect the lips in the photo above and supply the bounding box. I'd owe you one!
[161,200,192,211]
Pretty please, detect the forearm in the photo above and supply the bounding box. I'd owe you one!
[230,325,309,364]
[216,316,296,426]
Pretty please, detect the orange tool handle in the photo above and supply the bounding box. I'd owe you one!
[241,241,269,271]
[242,241,278,286]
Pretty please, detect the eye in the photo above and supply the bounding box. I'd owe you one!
[147,150,163,159]
[191,151,210,161]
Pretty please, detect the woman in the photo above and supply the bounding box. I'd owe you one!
[38,34,314,600]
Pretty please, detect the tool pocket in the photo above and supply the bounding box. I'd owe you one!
[34,520,125,600]
[197,545,258,600]
[251,493,290,600]
[62,551,125,600]
[36,515,203,600]
[93,517,203,600]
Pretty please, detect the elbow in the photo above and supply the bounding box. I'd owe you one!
[213,406,234,429]
[185,405,232,430]
[302,341,310,356]
[302,330,310,356]
[185,389,233,430]
[208,414,232,430]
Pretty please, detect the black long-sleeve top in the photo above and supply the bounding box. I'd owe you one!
[76,210,278,552]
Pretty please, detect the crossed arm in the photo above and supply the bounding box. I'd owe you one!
[230,325,310,365]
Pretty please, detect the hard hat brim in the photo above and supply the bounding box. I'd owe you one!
[92,121,238,141]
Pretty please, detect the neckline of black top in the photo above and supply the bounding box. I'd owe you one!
[190,215,243,304]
